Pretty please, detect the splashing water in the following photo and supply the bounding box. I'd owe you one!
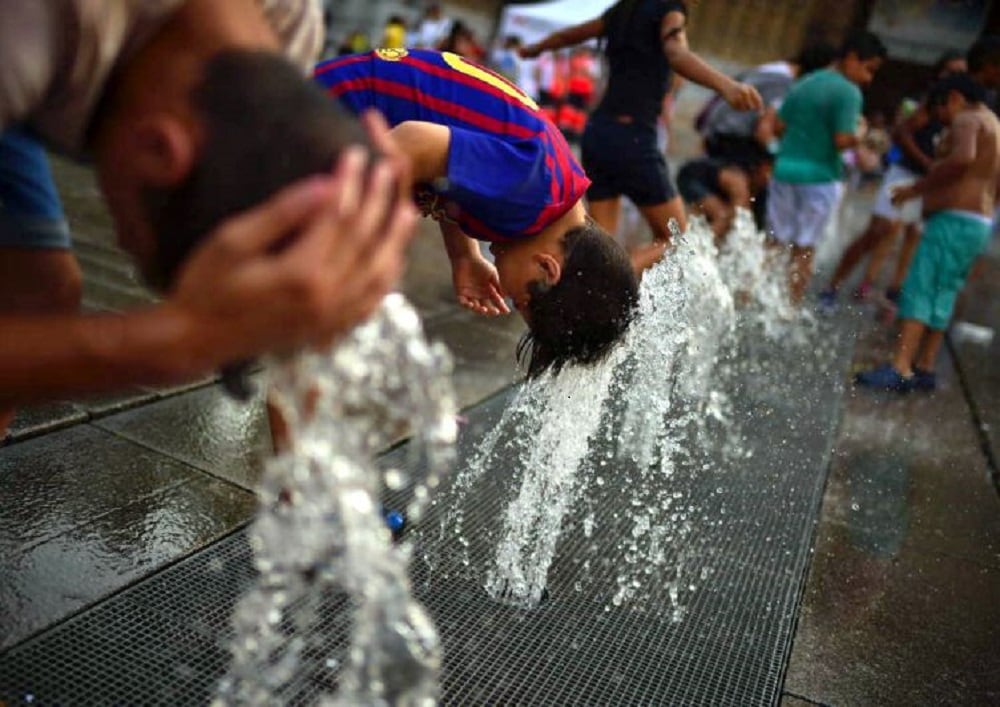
[216,294,456,707]
[485,357,623,607]
[435,211,812,612]
[717,208,816,344]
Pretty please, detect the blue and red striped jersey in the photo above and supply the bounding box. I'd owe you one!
[314,49,590,242]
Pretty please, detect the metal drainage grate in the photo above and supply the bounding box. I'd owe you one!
[0,317,858,706]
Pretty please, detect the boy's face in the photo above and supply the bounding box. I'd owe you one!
[489,239,563,319]
[842,53,882,86]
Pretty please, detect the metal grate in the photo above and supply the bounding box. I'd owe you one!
[0,317,858,706]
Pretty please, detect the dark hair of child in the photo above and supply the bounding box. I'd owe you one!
[517,219,640,377]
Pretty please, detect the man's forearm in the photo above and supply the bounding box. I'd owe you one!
[0,306,206,407]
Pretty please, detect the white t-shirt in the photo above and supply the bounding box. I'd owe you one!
[414,17,452,49]
[0,0,322,155]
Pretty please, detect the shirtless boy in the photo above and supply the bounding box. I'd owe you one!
[856,73,1000,392]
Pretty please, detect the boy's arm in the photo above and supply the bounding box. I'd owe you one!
[440,221,509,316]
[386,120,508,316]
[520,18,604,58]
[908,112,977,196]
[662,12,763,111]
[389,121,450,183]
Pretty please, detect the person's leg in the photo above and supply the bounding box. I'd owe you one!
[623,197,687,271]
[889,221,922,295]
[859,217,901,289]
[589,197,623,236]
[788,245,815,303]
[827,214,894,291]
[891,319,927,376]
[790,182,839,302]
[914,328,946,372]
[638,196,687,243]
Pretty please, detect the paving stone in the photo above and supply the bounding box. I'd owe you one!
[784,315,1000,704]
[0,425,205,552]
[423,310,526,410]
[7,402,87,443]
[96,385,271,491]
[0,478,254,651]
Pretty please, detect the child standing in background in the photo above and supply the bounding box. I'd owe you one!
[856,73,1000,392]
[766,31,887,303]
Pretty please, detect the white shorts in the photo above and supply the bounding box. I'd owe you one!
[871,163,923,224]
[767,180,843,248]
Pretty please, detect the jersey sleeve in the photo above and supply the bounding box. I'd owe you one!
[445,126,551,240]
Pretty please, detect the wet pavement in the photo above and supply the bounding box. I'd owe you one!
[2,115,999,703]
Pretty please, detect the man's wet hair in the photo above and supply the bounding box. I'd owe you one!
[837,30,887,62]
[928,72,988,107]
[516,220,640,378]
[967,35,1000,74]
[143,50,370,288]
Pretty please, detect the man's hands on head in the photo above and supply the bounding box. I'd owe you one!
[164,135,417,378]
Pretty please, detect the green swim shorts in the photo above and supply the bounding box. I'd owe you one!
[899,209,993,330]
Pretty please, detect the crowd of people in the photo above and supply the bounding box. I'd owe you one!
[1,0,999,440]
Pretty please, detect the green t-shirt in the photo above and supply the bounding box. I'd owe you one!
[774,68,862,184]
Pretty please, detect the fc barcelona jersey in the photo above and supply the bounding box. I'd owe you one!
[314,49,590,242]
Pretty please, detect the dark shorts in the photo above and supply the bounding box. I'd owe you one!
[581,113,676,207]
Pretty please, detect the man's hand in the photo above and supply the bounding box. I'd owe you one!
[167,144,418,372]
[723,81,764,112]
[452,253,510,316]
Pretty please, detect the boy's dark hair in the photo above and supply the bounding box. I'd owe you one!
[143,50,370,288]
[967,34,1000,74]
[516,220,640,378]
[932,49,967,78]
[795,40,836,76]
[928,72,988,106]
[838,30,887,62]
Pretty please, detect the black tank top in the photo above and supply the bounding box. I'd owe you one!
[596,0,687,128]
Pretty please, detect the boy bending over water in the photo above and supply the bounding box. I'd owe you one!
[315,49,639,376]
[856,73,1000,392]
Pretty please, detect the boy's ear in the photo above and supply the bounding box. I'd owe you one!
[535,252,562,286]
[131,116,197,187]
